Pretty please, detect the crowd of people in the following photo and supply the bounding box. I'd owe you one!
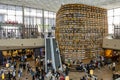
[45,59,69,80]
[0,54,119,80]
[73,56,118,72]
[70,55,119,80]
[0,55,46,80]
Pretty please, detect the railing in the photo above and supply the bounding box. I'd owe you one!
[0,29,41,39]
[0,31,55,39]
[0,23,55,39]
[113,24,120,39]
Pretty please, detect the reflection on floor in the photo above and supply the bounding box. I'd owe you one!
[68,59,120,80]
[1,60,119,80]
[69,65,113,80]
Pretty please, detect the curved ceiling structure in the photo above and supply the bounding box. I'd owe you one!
[0,0,120,12]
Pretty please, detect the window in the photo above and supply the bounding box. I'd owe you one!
[49,12,54,18]
[0,14,4,22]
[30,9,36,16]
[24,16,29,25]
[48,18,53,26]
[24,8,30,16]
[36,17,42,24]
[0,4,56,34]
[107,10,113,17]
[15,6,22,23]
[108,24,114,34]
[113,16,120,25]
[0,4,7,14]
[108,17,113,25]
[0,4,7,9]
[8,5,15,16]
[16,6,22,16]
[36,17,43,32]
[29,17,34,25]
[114,8,120,16]
[36,10,42,17]
[53,13,56,18]
[44,11,48,18]
[7,15,15,21]
[108,8,120,34]
[16,16,22,23]
[44,18,49,32]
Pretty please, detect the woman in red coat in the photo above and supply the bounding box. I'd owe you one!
[59,74,65,80]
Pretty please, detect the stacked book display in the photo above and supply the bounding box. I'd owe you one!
[55,4,108,62]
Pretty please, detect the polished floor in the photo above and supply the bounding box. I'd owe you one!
[1,60,120,80]
[68,59,119,80]
[69,66,113,80]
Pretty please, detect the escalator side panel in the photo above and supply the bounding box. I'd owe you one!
[45,38,52,72]
[53,39,60,69]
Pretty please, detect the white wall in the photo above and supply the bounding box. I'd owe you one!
[0,38,45,50]
[103,38,120,50]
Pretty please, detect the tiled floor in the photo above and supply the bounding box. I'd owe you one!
[1,60,120,80]
[69,66,113,80]
[68,59,119,80]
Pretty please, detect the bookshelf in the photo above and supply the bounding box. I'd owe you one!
[55,4,108,62]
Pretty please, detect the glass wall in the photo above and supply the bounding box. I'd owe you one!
[24,8,56,33]
[108,8,120,34]
[107,10,113,34]
[0,4,56,39]
[44,11,56,32]
[0,4,23,39]
[0,4,23,23]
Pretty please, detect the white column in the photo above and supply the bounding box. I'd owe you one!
[45,38,47,72]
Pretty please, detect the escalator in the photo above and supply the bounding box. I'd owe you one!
[52,38,62,71]
[45,37,62,73]
[45,38,52,72]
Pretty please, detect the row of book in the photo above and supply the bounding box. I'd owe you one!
[56,4,108,60]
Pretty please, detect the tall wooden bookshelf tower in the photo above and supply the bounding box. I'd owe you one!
[55,4,108,62]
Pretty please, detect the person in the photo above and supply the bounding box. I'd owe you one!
[3,31,6,39]
[81,76,86,80]
[45,70,53,80]
[27,63,30,73]
[2,72,5,80]
[7,32,11,38]
[83,66,87,75]
[20,68,23,76]
[55,70,60,79]
[47,59,52,69]
[86,64,90,74]
[59,74,65,80]
[13,60,17,69]
[62,64,66,73]
[112,62,116,71]
[23,62,26,70]
[65,76,69,80]
[108,62,111,69]
[12,70,16,80]
[8,71,11,80]
[56,48,59,53]
[97,62,101,70]
[31,69,35,80]
[65,66,69,76]
[24,55,27,62]
[18,69,21,80]
[48,32,51,37]
[51,73,56,80]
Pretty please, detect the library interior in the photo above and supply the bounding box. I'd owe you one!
[0,0,119,80]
